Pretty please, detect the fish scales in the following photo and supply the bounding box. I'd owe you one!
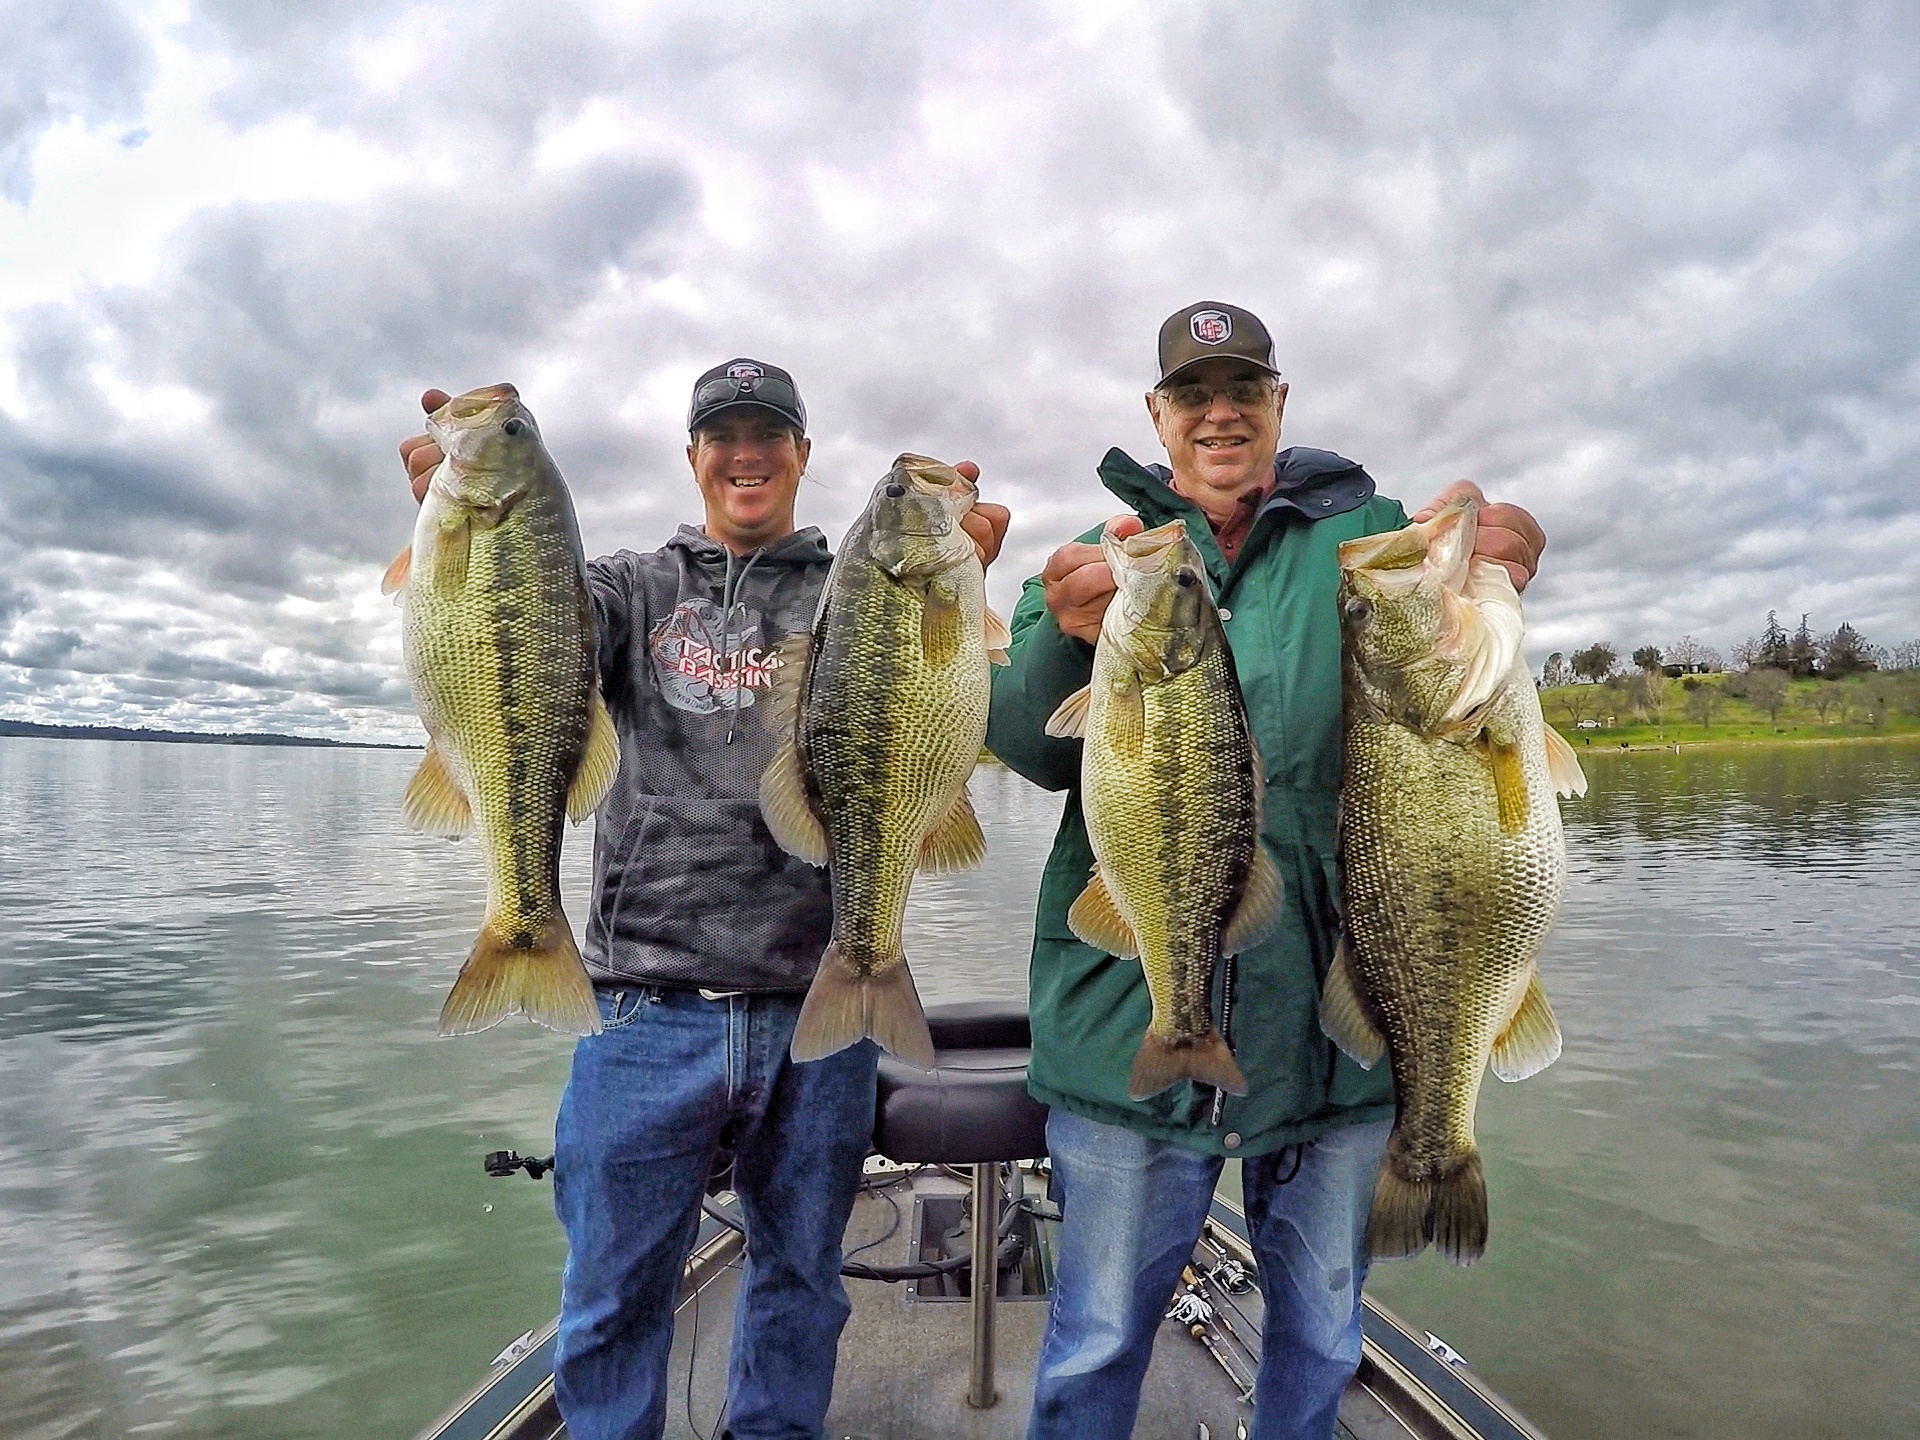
[1085,637,1255,1042]
[763,454,1005,1069]
[1049,520,1281,1102]
[803,551,984,969]
[390,383,617,1038]
[409,480,590,944]
[1327,498,1585,1264]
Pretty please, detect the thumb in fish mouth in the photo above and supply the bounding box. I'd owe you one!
[1102,514,1146,544]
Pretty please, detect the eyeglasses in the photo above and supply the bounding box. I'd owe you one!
[691,374,804,422]
[1157,378,1276,414]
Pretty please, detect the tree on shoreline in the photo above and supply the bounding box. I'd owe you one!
[1571,642,1618,683]
[1744,668,1789,728]
[1787,614,1819,677]
[1756,611,1789,671]
[1822,622,1876,677]
[1550,687,1598,728]
[1684,681,1724,733]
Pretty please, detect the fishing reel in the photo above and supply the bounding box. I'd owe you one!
[484,1150,554,1180]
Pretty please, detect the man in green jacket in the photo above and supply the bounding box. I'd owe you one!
[986,302,1545,1440]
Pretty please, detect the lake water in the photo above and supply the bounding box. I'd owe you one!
[0,737,1914,1438]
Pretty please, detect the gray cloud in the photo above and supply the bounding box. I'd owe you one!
[0,0,150,203]
[0,0,1915,739]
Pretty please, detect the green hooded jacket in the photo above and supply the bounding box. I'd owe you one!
[987,445,1408,1158]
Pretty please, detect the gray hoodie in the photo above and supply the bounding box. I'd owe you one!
[583,525,833,991]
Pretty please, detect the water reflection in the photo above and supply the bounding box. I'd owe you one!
[1363,740,1920,1440]
[1,737,1915,1438]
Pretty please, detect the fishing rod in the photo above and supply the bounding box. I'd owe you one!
[1181,1264,1260,1373]
[1166,1288,1255,1402]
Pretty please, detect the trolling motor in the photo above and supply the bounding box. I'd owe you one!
[484,1150,553,1180]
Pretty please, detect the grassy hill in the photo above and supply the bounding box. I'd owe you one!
[1540,670,1920,750]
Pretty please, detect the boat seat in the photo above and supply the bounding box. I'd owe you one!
[872,1000,1050,1164]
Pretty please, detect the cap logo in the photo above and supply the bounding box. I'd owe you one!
[1190,310,1232,346]
[726,362,765,389]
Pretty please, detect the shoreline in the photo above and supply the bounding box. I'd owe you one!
[0,720,417,751]
[1562,729,1920,757]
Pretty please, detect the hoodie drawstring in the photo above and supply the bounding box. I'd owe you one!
[720,547,765,746]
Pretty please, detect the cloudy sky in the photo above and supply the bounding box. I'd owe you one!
[2,0,1915,739]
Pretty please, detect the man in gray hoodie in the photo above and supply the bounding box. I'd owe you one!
[399,363,1008,1439]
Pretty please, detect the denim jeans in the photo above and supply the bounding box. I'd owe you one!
[551,985,878,1440]
[1028,1109,1392,1440]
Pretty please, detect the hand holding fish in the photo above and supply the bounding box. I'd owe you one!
[400,388,453,504]
[1410,480,1545,593]
[1042,514,1143,644]
[957,475,1010,570]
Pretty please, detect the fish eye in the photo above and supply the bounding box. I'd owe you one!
[502,418,525,437]
[1343,596,1373,623]
[1175,568,1199,589]
[884,482,907,499]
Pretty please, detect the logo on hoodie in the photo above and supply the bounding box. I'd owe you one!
[648,599,785,715]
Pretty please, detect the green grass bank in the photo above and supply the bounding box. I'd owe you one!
[1540,670,1920,753]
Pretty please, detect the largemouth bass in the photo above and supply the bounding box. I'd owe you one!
[1044,520,1282,1101]
[760,455,1010,1069]
[382,383,618,1037]
[1324,499,1586,1263]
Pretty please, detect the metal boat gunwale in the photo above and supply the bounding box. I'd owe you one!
[1205,1195,1544,1440]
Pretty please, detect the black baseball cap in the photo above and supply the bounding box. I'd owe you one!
[686,358,807,434]
[1155,302,1281,386]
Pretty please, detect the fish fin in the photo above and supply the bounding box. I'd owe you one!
[425,513,472,596]
[1437,561,1525,726]
[1430,1152,1489,1266]
[1490,969,1562,1081]
[920,581,965,670]
[1044,685,1093,739]
[759,738,831,866]
[919,785,987,873]
[1485,736,1530,833]
[1366,1164,1432,1262]
[1543,724,1589,798]
[790,945,936,1070]
[439,910,601,1037]
[1066,869,1138,958]
[1221,843,1284,955]
[1128,1029,1248,1102]
[984,605,1012,666]
[380,545,412,597]
[403,741,473,837]
[566,690,621,822]
[759,631,813,737]
[1319,935,1386,1069]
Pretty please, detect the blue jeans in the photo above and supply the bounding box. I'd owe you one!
[552,985,878,1440]
[1028,1110,1392,1440]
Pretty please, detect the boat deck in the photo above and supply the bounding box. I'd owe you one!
[659,1172,1427,1440]
[420,1164,1543,1440]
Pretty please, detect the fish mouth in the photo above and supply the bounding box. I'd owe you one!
[890,453,977,499]
[1338,498,1478,591]
[875,454,973,537]
[1107,518,1190,573]
[438,383,521,425]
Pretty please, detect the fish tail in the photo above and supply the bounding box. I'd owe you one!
[1127,1028,1249,1102]
[1365,1162,1432,1262]
[1366,1147,1488,1265]
[1429,1151,1489,1266]
[439,910,601,1038]
[790,944,936,1070]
